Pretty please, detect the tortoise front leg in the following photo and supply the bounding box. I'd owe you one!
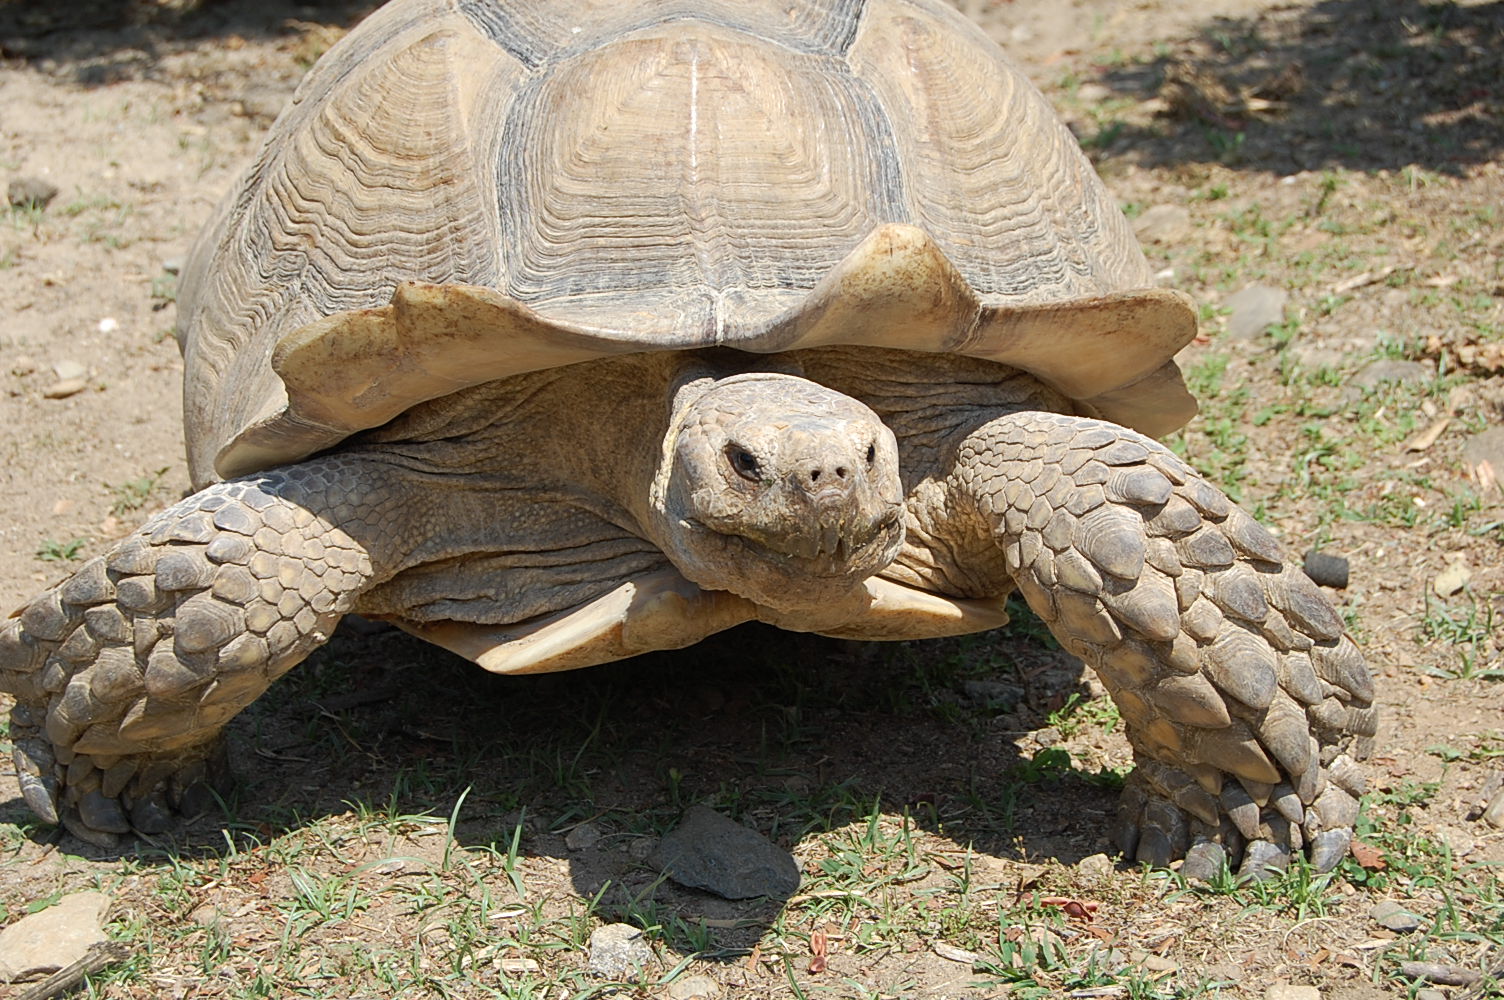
[953,410,1375,879]
[0,457,405,847]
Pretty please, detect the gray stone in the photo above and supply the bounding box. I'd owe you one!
[0,890,111,982]
[960,679,1024,709]
[1463,427,1504,481]
[1352,359,1431,389]
[565,820,602,851]
[1370,899,1421,933]
[1132,204,1193,245]
[1224,284,1289,340]
[666,974,722,999]
[586,923,653,979]
[1416,990,1448,1000]
[649,804,800,900]
[7,176,59,210]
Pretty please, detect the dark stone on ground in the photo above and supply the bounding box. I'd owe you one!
[649,804,800,900]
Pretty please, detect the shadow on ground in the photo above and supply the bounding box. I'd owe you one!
[4,615,1110,961]
[1088,0,1504,174]
[0,0,378,85]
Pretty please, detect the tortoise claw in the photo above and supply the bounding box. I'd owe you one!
[1237,839,1291,882]
[1179,840,1228,883]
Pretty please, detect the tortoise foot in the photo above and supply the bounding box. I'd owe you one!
[1114,754,1366,881]
[1,472,373,839]
[12,705,231,848]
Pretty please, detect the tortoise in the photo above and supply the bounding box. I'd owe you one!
[0,0,1374,876]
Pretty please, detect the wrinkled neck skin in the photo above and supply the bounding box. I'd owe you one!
[642,354,906,618]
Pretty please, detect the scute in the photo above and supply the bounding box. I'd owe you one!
[180,0,1197,484]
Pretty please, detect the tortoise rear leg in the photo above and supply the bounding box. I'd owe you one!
[955,410,1375,879]
[1,458,400,847]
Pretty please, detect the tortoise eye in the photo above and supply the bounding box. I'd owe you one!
[727,446,761,483]
[866,442,876,465]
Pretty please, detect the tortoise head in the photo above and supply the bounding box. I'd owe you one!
[650,372,905,613]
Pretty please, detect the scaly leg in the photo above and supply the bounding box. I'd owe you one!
[955,410,1374,879]
[0,457,406,847]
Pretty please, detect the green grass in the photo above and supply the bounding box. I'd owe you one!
[35,536,87,561]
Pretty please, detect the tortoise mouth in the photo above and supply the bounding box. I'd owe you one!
[682,504,905,592]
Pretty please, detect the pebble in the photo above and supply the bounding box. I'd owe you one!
[1224,284,1289,340]
[53,360,86,381]
[1370,899,1422,933]
[1264,986,1321,1000]
[7,176,59,210]
[1076,853,1115,878]
[96,317,119,335]
[648,804,800,900]
[1483,784,1504,829]
[586,923,653,979]
[0,891,111,983]
[1463,427,1504,481]
[1415,991,1448,1000]
[960,679,1024,709]
[565,821,602,851]
[665,974,721,999]
[933,941,979,964]
[42,377,87,399]
[10,356,36,376]
[1133,204,1193,245]
[161,255,186,275]
[1351,359,1432,389]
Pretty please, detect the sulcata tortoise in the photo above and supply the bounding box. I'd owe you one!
[1,0,1374,875]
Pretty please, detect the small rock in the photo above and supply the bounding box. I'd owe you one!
[96,318,119,335]
[1075,83,1111,103]
[933,941,979,964]
[565,821,602,851]
[1370,899,1422,933]
[7,176,59,210]
[10,356,36,376]
[1482,784,1504,829]
[1263,986,1321,1000]
[1351,359,1431,389]
[42,378,87,399]
[1416,990,1448,1000]
[1284,342,1345,371]
[1076,853,1114,878]
[666,974,721,999]
[1224,284,1289,340]
[161,255,186,275]
[1133,204,1193,245]
[649,805,800,900]
[1432,558,1471,598]
[960,679,1024,709]
[587,923,653,979]
[52,360,86,381]
[0,891,111,983]
[1398,960,1479,986]
[1463,427,1504,485]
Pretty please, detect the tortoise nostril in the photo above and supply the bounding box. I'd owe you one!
[835,466,848,479]
[810,469,821,483]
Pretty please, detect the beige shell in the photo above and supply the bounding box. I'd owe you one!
[176,0,1197,484]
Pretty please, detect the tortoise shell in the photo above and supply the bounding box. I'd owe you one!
[176,0,1196,483]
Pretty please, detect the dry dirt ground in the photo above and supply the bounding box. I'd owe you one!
[1,0,1502,997]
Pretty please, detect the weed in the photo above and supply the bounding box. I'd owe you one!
[108,466,170,516]
[35,537,86,562]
